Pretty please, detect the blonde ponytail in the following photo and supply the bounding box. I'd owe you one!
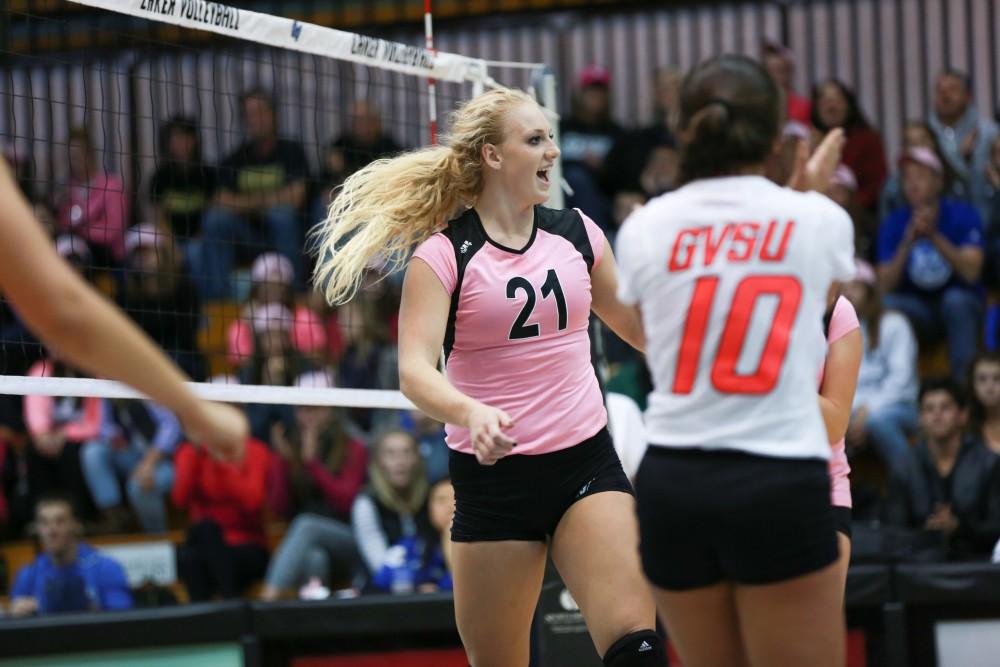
[312,87,537,305]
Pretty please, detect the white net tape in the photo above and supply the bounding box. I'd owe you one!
[0,375,414,409]
[66,0,491,85]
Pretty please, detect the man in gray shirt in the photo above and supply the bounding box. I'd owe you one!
[928,70,998,219]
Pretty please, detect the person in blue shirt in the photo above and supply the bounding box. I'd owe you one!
[877,146,985,381]
[371,477,454,594]
[8,494,133,616]
[81,400,182,535]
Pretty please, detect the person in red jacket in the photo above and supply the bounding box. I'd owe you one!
[811,79,888,213]
[259,371,368,600]
[172,435,271,601]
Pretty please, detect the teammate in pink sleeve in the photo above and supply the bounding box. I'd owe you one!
[820,292,863,604]
[312,89,662,667]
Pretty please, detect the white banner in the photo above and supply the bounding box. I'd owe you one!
[65,0,488,84]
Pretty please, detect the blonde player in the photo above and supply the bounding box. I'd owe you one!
[616,55,855,667]
[0,158,246,459]
[314,89,665,667]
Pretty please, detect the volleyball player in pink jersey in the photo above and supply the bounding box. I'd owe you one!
[313,89,664,667]
[820,290,863,603]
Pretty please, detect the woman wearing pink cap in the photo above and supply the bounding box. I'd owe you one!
[877,145,985,381]
[237,300,316,442]
[825,164,876,259]
[227,252,328,371]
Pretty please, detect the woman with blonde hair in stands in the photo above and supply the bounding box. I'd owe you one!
[350,429,434,588]
[314,88,664,666]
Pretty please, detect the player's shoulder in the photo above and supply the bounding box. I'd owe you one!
[442,207,480,238]
[419,208,489,259]
[833,294,855,314]
[535,204,586,233]
[832,295,859,325]
[535,205,603,269]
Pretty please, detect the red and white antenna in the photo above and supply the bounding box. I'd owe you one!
[424,0,438,145]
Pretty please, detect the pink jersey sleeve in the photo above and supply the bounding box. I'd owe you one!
[828,296,860,344]
[575,209,605,268]
[826,296,858,509]
[411,233,457,294]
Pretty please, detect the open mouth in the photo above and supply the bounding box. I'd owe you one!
[536,168,550,184]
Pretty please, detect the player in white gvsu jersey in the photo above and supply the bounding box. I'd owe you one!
[616,55,855,667]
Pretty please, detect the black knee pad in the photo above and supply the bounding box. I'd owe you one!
[603,629,667,667]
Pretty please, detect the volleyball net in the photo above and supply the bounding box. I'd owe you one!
[0,0,560,421]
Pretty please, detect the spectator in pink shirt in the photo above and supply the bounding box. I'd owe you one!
[24,357,106,519]
[56,127,128,267]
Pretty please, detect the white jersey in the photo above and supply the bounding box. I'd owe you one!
[615,175,855,460]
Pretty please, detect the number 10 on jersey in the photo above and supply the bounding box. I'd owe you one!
[673,275,802,395]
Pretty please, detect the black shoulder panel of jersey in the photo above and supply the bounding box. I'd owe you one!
[442,209,488,362]
[534,205,597,273]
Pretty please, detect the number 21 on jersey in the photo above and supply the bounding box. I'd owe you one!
[673,275,802,395]
[506,269,567,340]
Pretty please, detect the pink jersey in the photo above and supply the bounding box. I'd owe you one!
[820,296,860,508]
[412,206,608,456]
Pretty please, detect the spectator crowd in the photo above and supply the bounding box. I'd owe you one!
[2,42,1000,616]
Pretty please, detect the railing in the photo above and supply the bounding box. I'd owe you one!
[3,563,1000,666]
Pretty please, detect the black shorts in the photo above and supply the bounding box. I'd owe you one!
[832,505,852,539]
[635,446,838,591]
[449,427,633,542]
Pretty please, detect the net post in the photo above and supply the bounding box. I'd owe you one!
[538,68,565,210]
